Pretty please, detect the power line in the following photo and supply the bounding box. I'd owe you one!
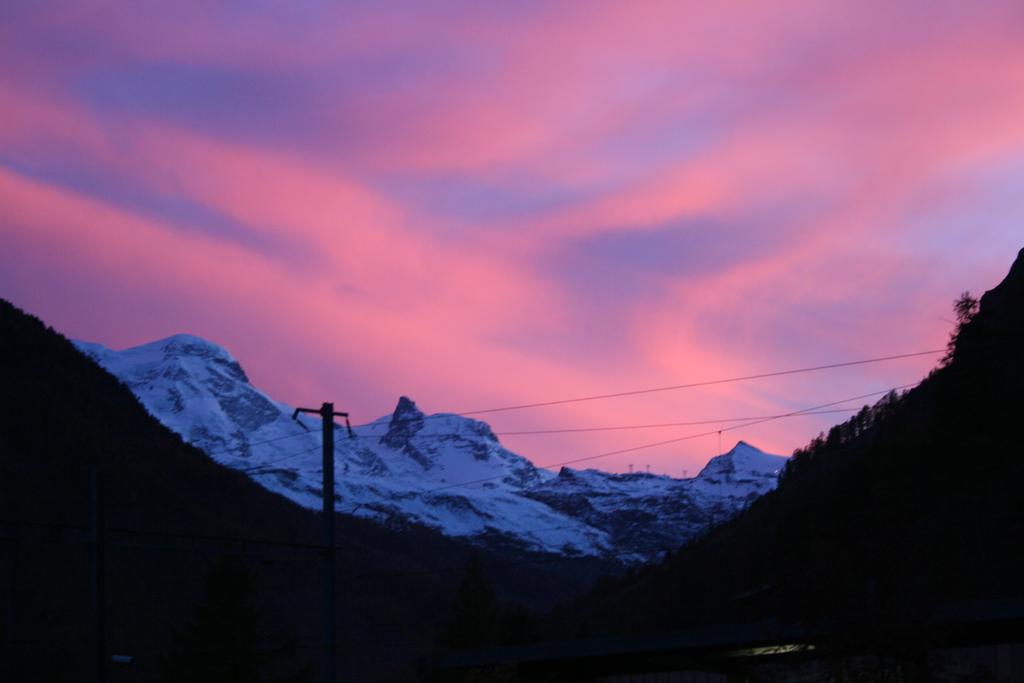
[348,349,941,431]
[190,349,942,457]
[202,428,314,457]
[456,351,940,416]
[533,384,916,471]
[250,407,860,446]
[416,384,917,496]
[463,408,859,437]
[233,386,911,499]
[240,441,323,474]
[207,407,853,460]
[2,406,860,470]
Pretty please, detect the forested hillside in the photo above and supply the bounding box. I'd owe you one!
[566,248,1024,643]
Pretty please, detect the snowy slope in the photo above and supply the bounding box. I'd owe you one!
[525,441,783,560]
[75,334,786,562]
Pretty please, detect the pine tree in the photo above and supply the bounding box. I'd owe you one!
[943,290,979,363]
[442,555,497,650]
[161,556,311,683]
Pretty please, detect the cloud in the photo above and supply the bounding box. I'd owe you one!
[2,1,1023,473]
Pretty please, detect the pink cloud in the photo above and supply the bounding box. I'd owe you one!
[3,1,1023,475]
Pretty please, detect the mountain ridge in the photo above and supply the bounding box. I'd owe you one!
[75,336,787,562]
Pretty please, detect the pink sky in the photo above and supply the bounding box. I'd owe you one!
[2,1,1023,475]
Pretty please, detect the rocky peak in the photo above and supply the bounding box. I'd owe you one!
[393,396,424,421]
[381,396,426,451]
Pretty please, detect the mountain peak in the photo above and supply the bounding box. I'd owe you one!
[726,441,771,461]
[381,395,427,454]
[145,334,248,384]
[695,441,786,484]
[393,395,424,420]
[141,333,228,355]
[158,332,216,345]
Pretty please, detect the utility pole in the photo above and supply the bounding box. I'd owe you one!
[293,403,353,683]
[90,467,106,683]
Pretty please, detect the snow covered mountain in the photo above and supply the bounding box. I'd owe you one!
[74,334,787,562]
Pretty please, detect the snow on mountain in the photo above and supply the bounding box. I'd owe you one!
[74,334,787,562]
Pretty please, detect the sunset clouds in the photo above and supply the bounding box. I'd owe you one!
[2,1,1023,473]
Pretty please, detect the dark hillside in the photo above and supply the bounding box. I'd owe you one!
[0,299,615,682]
[567,248,1024,644]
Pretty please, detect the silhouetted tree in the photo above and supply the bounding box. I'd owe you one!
[441,554,540,657]
[161,556,311,683]
[442,555,497,650]
[943,290,979,363]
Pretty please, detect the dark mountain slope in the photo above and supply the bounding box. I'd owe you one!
[569,248,1024,642]
[0,299,615,682]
